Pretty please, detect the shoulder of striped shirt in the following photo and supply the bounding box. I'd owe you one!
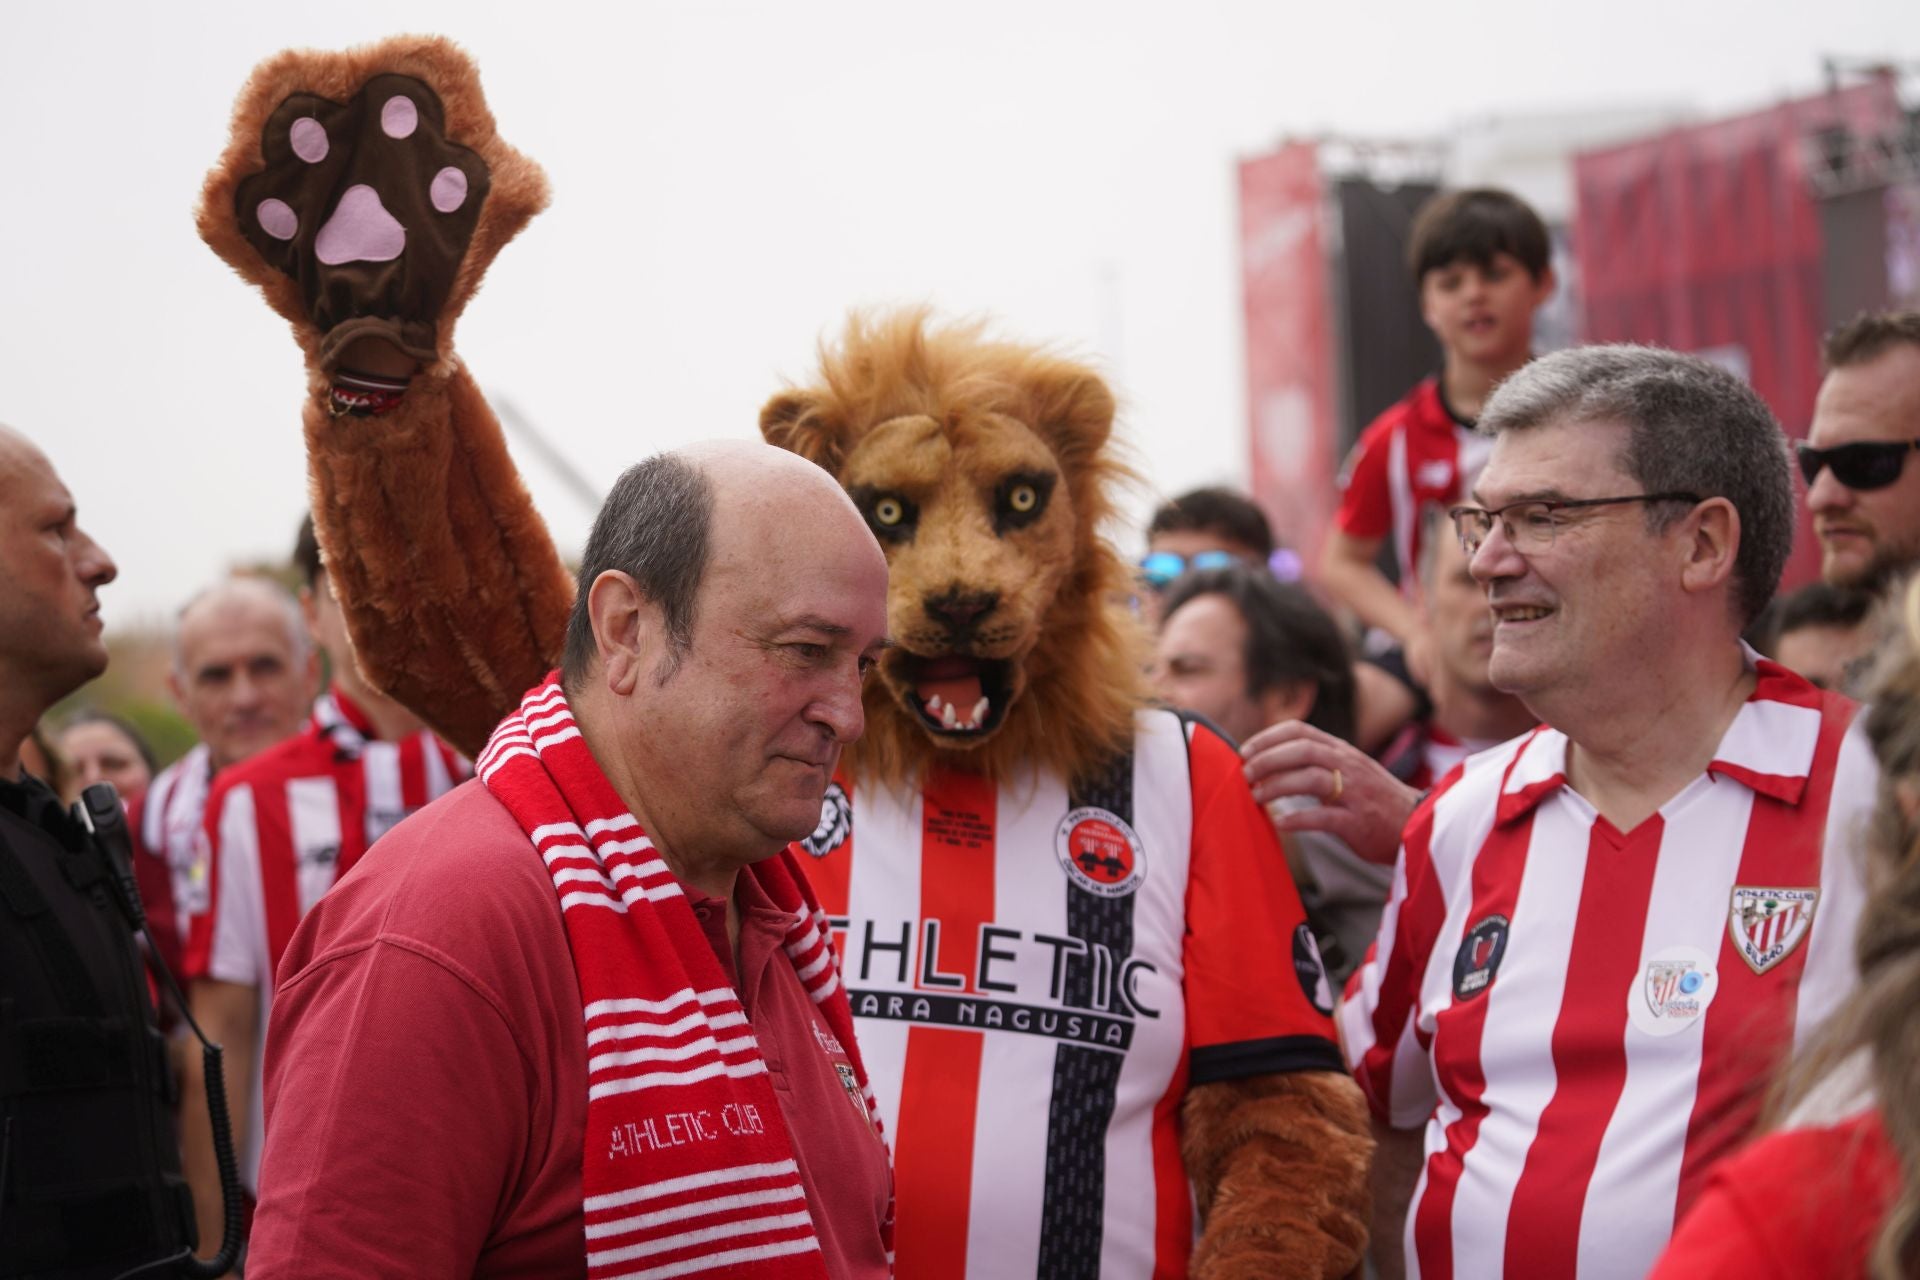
[1363,378,1438,435]
[146,743,204,807]
[1151,703,1223,747]
[1426,730,1539,816]
[147,757,183,804]
[139,759,182,843]
[205,726,330,797]
[1404,732,1543,892]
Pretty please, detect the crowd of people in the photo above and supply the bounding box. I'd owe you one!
[5,171,1920,1280]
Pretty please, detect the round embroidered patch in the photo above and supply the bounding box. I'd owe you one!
[1055,806,1147,897]
[1629,944,1719,1038]
[798,782,852,858]
[1293,923,1335,1015]
[1452,914,1510,1001]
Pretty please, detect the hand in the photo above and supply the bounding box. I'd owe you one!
[201,39,551,380]
[230,74,491,369]
[1240,720,1420,866]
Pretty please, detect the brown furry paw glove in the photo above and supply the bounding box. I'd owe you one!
[1182,1071,1374,1280]
[198,37,573,757]
[200,34,548,372]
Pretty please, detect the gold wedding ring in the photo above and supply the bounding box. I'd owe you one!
[1328,768,1344,804]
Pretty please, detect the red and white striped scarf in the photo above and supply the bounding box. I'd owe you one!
[478,673,886,1279]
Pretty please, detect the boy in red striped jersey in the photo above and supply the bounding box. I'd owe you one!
[1341,345,1877,1279]
[177,517,468,1260]
[1322,189,1556,689]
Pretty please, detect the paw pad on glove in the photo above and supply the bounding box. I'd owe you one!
[234,73,491,365]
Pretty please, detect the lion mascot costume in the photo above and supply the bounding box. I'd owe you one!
[199,36,1371,1278]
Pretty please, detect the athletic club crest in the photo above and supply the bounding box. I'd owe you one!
[1055,806,1147,898]
[1729,886,1819,973]
[798,782,852,858]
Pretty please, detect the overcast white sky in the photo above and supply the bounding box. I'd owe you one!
[3,0,1915,623]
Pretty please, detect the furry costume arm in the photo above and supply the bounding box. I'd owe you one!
[1182,1071,1374,1280]
[199,37,573,758]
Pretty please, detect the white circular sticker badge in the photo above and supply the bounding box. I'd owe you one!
[1629,944,1720,1038]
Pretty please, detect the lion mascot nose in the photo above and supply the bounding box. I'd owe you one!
[924,590,999,633]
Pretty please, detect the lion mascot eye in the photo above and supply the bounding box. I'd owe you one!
[874,497,905,526]
[1007,484,1038,514]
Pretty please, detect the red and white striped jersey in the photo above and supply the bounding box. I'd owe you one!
[1334,378,1490,591]
[1381,721,1509,794]
[129,742,214,977]
[795,707,1342,1278]
[185,688,468,1188]
[1338,661,1875,1280]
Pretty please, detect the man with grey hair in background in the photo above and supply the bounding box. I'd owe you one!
[1337,346,1879,1279]
[131,576,317,980]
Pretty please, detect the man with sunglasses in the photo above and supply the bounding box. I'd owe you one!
[1138,487,1288,626]
[1804,309,1920,593]
[1339,346,1876,1280]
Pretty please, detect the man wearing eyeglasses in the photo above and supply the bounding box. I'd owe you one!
[1803,309,1920,593]
[1339,345,1877,1280]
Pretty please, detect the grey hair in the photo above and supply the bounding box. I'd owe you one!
[1478,344,1795,625]
[561,453,716,688]
[173,576,310,675]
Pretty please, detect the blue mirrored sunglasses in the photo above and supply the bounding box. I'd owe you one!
[1139,549,1240,589]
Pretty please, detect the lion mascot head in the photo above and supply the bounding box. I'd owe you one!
[759,309,1150,787]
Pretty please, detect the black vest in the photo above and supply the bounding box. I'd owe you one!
[0,771,195,1278]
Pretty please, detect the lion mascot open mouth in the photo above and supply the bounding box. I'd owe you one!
[199,35,1373,1279]
[760,312,1147,788]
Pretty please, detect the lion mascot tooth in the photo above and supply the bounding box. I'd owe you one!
[201,39,1372,1279]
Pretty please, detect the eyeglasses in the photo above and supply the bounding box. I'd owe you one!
[1447,492,1702,555]
[1796,439,1920,491]
[1139,549,1240,589]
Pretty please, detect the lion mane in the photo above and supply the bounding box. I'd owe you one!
[761,308,1151,789]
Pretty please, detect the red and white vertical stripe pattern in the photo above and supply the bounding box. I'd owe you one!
[1743,902,1804,953]
[192,692,471,1190]
[198,695,466,991]
[477,674,886,1280]
[142,743,214,925]
[814,711,1218,1278]
[1340,664,1874,1280]
[1378,388,1489,595]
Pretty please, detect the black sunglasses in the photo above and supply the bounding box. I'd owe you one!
[1796,438,1920,491]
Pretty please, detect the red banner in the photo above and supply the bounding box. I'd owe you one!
[1574,80,1905,592]
[1239,143,1338,567]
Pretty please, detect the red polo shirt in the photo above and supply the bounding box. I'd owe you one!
[247,779,891,1278]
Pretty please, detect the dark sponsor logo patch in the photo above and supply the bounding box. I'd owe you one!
[1293,923,1335,1015]
[1452,914,1510,1001]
